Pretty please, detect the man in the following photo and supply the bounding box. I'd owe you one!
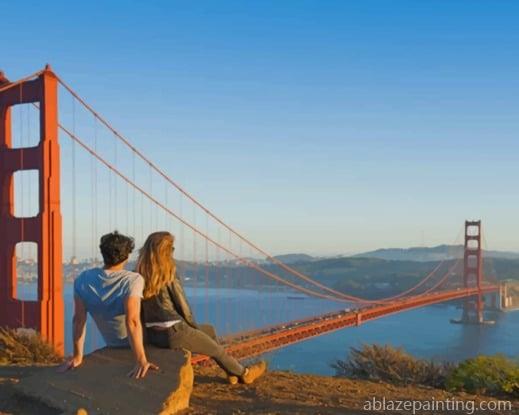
[60,231,157,379]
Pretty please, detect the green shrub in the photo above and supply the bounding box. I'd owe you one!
[446,355,519,397]
[332,344,453,388]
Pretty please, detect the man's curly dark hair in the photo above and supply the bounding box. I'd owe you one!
[99,231,135,267]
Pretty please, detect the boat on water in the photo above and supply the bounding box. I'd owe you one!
[449,318,495,325]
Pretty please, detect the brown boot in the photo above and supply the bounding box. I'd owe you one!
[240,361,267,384]
[227,375,238,385]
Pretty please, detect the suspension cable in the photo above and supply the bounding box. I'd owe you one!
[57,123,354,303]
[55,75,380,301]
[15,76,461,305]
[54,75,459,304]
[0,70,44,93]
[421,258,462,295]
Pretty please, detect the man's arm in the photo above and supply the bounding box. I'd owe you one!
[59,295,87,371]
[125,295,158,379]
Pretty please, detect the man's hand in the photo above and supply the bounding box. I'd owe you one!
[58,355,83,372]
[70,295,87,370]
[124,295,156,379]
[127,360,159,379]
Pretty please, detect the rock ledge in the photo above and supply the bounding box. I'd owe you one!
[14,347,193,415]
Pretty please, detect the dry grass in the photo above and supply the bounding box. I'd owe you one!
[0,327,62,366]
[332,344,453,388]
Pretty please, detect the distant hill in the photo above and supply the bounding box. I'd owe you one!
[178,251,519,297]
[353,245,519,262]
[272,253,316,264]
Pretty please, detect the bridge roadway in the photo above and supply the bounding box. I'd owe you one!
[192,285,499,365]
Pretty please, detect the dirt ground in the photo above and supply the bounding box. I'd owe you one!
[1,366,518,415]
[188,367,519,415]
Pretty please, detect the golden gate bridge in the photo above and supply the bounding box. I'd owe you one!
[0,67,501,362]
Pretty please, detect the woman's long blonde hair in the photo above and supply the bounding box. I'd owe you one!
[136,231,176,299]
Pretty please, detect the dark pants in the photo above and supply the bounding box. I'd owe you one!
[147,321,245,377]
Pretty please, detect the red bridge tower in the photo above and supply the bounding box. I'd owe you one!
[0,66,64,354]
[462,220,484,323]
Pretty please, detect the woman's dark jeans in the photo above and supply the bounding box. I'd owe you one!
[147,321,245,377]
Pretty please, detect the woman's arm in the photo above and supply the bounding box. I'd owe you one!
[169,277,198,328]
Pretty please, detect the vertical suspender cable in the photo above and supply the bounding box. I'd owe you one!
[227,229,232,335]
[205,214,209,326]
[237,240,243,333]
[149,163,153,232]
[93,116,98,262]
[229,230,234,335]
[108,134,113,232]
[179,193,184,268]
[113,136,118,230]
[181,193,192,299]
[140,178,144,244]
[164,181,168,230]
[90,122,95,264]
[132,151,136,240]
[92,114,99,352]
[216,227,222,331]
[71,96,77,264]
[125,154,129,234]
[192,205,198,317]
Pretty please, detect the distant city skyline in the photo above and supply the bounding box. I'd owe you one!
[4,1,519,257]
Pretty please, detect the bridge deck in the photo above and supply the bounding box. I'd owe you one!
[192,286,499,364]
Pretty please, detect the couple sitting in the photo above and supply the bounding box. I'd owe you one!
[61,231,266,385]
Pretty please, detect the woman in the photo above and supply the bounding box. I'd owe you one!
[136,231,266,384]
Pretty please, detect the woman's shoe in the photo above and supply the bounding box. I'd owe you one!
[227,375,239,385]
[240,361,267,384]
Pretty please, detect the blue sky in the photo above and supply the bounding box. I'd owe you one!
[4,1,519,255]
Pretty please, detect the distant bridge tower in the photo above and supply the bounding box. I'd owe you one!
[0,66,64,354]
[461,220,484,323]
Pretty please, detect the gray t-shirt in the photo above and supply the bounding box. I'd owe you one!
[74,268,144,347]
